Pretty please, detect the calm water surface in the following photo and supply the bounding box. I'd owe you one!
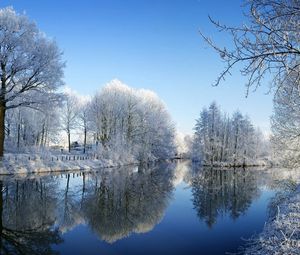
[0,161,296,255]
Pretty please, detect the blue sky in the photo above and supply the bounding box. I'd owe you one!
[1,0,273,134]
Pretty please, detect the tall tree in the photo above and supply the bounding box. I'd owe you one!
[60,91,78,153]
[0,7,64,158]
[78,100,91,154]
[271,70,300,166]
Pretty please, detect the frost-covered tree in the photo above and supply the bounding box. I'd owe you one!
[200,0,300,166]
[60,90,79,153]
[89,80,176,162]
[78,100,91,154]
[4,99,61,152]
[0,7,64,157]
[135,88,176,161]
[231,112,257,165]
[192,102,264,166]
[271,70,300,166]
[175,132,191,158]
[90,81,136,149]
[192,103,223,164]
[200,0,300,93]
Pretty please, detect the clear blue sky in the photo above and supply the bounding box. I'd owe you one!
[1,0,273,134]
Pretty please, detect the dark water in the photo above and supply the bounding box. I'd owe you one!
[0,161,293,255]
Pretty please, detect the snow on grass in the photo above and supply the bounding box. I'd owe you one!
[0,152,138,175]
[244,183,300,255]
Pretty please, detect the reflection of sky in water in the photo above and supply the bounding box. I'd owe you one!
[54,180,275,255]
[0,162,291,255]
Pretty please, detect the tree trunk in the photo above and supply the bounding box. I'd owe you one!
[0,105,5,158]
[6,121,10,137]
[36,132,40,146]
[243,149,247,167]
[234,126,239,167]
[66,174,70,193]
[22,124,26,145]
[40,122,45,146]
[0,63,6,159]
[83,127,87,154]
[17,122,21,149]
[68,131,71,153]
[0,181,2,252]
[44,126,48,147]
[17,112,21,150]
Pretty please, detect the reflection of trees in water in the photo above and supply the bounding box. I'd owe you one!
[83,163,175,243]
[265,178,298,221]
[56,173,86,234]
[0,178,62,255]
[0,163,296,252]
[191,167,260,228]
[0,162,176,251]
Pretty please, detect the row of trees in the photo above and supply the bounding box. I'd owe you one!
[191,102,266,166]
[5,102,60,151]
[5,80,176,162]
[88,80,176,161]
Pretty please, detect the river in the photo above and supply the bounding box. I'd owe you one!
[0,160,297,255]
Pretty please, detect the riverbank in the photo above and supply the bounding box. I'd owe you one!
[245,183,300,255]
[198,158,273,168]
[0,151,274,175]
[0,153,139,175]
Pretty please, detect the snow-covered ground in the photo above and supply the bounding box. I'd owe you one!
[196,157,273,168]
[0,153,138,175]
[245,184,300,255]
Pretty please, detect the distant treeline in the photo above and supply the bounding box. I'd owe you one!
[190,102,268,166]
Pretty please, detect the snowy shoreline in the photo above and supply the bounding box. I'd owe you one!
[0,153,141,175]
[202,163,270,168]
[196,158,273,168]
[0,152,181,175]
[0,153,273,176]
[245,184,300,255]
